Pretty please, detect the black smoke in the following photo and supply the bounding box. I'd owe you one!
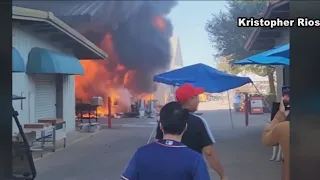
[13,1,178,94]
[113,2,176,93]
[97,1,177,94]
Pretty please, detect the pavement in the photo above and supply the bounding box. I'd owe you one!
[32,131,98,160]
[32,101,281,180]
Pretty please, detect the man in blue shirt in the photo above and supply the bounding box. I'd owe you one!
[156,84,227,180]
[121,101,210,180]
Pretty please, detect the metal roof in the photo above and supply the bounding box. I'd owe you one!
[245,0,289,50]
[13,1,106,17]
[13,6,108,59]
[12,1,135,25]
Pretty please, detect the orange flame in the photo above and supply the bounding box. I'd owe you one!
[75,32,153,115]
[139,93,154,101]
[152,16,166,31]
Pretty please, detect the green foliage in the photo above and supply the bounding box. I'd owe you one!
[215,55,241,75]
[206,0,276,94]
[206,1,266,59]
[205,0,273,73]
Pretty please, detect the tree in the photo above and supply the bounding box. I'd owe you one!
[215,55,241,75]
[206,0,276,99]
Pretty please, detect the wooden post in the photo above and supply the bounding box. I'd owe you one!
[107,97,112,129]
[245,93,249,126]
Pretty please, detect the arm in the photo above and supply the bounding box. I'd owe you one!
[198,118,226,179]
[202,145,225,179]
[121,152,139,180]
[262,111,286,146]
[193,157,210,180]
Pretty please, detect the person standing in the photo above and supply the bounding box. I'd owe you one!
[233,91,242,111]
[262,98,289,180]
[155,83,228,180]
[121,101,210,180]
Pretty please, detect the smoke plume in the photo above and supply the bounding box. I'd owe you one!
[104,1,178,94]
[13,1,178,94]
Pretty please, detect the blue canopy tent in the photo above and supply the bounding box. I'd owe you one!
[154,63,252,93]
[233,44,290,66]
[153,63,254,129]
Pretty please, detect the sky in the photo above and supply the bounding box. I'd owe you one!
[168,1,227,67]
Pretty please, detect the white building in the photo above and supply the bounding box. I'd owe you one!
[12,7,107,133]
[154,36,184,105]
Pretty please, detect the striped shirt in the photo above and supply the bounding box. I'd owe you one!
[121,139,210,180]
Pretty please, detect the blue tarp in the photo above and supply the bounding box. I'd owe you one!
[26,47,84,75]
[233,44,290,65]
[153,63,252,93]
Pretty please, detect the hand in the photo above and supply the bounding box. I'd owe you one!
[279,97,285,113]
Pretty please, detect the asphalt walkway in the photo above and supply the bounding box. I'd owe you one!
[33,101,281,180]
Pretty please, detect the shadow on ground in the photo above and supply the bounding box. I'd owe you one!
[197,102,281,179]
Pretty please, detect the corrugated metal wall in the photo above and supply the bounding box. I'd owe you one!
[12,24,77,133]
[12,25,65,132]
[63,75,76,132]
[33,74,57,120]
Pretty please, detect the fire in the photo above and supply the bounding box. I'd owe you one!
[75,31,158,116]
[139,93,154,101]
[75,14,167,116]
[152,16,166,31]
[75,32,132,115]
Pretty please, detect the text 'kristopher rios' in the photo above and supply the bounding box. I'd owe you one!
[237,17,320,28]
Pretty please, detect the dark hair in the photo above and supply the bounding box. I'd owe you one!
[159,101,188,135]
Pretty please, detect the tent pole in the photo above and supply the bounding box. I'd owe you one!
[252,83,271,111]
[226,90,234,129]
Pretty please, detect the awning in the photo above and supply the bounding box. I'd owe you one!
[233,44,290,66]
[262,44,289,59]
[26,47,84,75]
[233,57,289,66]
[12,47,25,72]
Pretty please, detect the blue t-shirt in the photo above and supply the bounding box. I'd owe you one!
[121,139,210,180]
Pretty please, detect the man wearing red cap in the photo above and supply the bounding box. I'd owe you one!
[155,83,227,180]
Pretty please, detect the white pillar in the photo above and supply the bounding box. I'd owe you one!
[63,75,75,132]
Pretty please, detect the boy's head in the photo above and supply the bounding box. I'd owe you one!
[159,101,188,135]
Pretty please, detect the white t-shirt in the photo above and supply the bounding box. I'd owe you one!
[233,94,241,104]
[166,93,176,103]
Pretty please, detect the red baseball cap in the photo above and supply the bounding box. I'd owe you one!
[175,83,204,103]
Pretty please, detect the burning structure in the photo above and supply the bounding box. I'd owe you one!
[14,1,178,115]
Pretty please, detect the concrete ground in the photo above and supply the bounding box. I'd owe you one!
[33,101,281,180]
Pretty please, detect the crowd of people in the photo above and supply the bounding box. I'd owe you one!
[121,83,289,180]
